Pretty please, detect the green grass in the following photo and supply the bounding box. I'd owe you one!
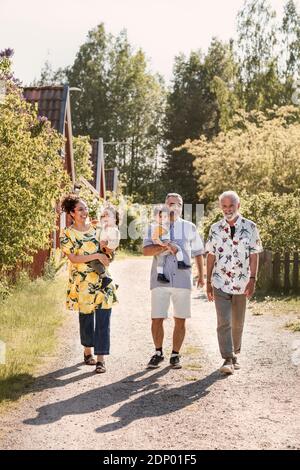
[249,296,300,316]
[285,320,300,332]
[249,296,300,332]
[0,273,66,409]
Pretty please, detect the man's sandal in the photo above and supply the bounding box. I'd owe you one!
[95,361,106,373]
[84,354,96,365]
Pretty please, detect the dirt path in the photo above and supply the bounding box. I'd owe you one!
[1,258,299,450]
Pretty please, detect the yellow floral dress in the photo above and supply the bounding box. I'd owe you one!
[60,223,118,314]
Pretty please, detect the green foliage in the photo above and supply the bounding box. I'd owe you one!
[73,135,93,181]
[240,192,300,253]
[236,0,300,110]
[236,0,281,110]
[105,192,151,252]
[183,106,300,204]
[281,0,300,79]
[0,53,71,272]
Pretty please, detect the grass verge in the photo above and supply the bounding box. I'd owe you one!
[0,273,66,410]
[248,296,300,332]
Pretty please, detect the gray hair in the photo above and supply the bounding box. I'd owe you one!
[219,191,240,205]
[165,193,183,205]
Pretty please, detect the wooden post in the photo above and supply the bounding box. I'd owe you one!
[273,253,281,292]
[284,252,291,295]
[258,250,273,292]
[293,252,299,295]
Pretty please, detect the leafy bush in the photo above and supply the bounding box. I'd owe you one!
[73,135,93,181]
[0,50,71,273]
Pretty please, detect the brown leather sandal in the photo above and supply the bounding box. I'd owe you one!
[84,354,96,365]
[95,361,106,373]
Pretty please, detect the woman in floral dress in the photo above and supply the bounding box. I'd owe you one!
[60,194,118,374]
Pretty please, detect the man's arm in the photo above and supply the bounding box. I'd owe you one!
[194,255,204,287]
[143,245,169,256]
[206,253,216,301]
[244,253,259,298]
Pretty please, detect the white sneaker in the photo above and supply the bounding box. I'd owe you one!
[219,358,234,375]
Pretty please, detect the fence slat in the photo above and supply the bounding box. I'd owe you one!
[284,252,291,294]
[293,252,299,294]
[273,253,281,291]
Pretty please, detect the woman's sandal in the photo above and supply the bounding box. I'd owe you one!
[84,354,96,365]
[95,361,106,373]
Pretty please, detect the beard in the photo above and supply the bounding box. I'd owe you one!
[224,211,238,222]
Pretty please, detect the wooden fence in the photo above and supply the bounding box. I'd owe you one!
[259,251,299,294]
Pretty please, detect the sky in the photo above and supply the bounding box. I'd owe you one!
[0,0,289,85]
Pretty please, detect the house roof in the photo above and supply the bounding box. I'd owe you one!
[23,86,68,134]
[23,85,75,183]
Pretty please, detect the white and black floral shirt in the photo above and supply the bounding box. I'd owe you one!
[205,215,263,295]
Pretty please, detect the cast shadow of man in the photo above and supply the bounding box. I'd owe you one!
[23,367,170,426]
[24,367,224,429]
[95,370,223,433]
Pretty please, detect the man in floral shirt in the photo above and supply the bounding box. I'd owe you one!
[205,191,263,375]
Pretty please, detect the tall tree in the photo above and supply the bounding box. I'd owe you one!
[162,39,239,204]
[236,0,283,110]
[65,25,165,201]
[281,0,300,79]
[279,0,300,105]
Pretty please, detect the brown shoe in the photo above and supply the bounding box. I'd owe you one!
[95,361,106,373]
[232,356,241,370]
[219,358,234,375]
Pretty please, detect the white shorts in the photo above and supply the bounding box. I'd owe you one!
[151,287,192,319]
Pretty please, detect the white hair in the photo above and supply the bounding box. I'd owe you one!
[219,191,240,205]
[165,193,183,205]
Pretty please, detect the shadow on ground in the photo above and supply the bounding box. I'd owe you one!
[23,366,225,431]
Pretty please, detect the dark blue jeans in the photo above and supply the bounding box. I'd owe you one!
[79,307,112,355]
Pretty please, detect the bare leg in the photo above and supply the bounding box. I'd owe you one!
[173,318,186,352]
[151,318,164,349]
